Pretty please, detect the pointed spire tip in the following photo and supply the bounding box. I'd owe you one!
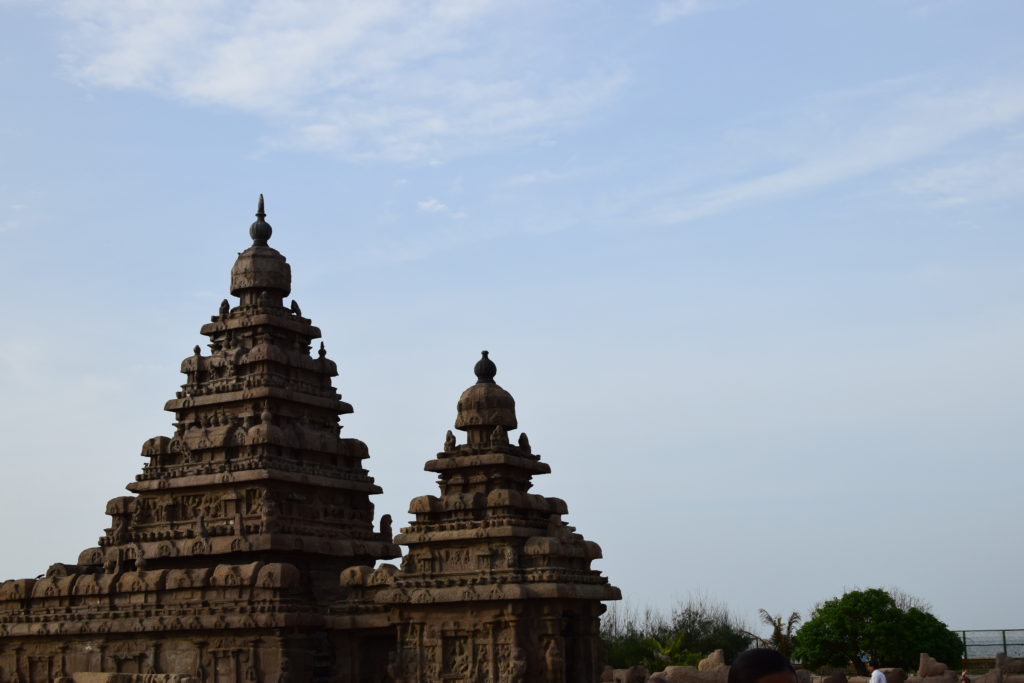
[249,194,272,246]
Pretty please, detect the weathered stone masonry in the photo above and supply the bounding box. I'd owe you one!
[0,198,618,683]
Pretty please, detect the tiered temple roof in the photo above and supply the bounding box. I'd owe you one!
[343,351,620,682]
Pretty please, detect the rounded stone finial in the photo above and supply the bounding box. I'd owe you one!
[249,194,273,246]
[474,350,496,384]
[456,350,516,433]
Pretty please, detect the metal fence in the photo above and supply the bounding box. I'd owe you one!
[959,630,1024,660]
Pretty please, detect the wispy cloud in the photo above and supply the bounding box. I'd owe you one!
[500,164,605,188]
[643,78,1024,224]
[897,146,1024,207]
[900,0,966,18]
[654,0,738,24]
[55,1,628,162]
[417,198,447,213]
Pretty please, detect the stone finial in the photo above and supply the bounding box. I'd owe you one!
[474,350,496,384]
[290,299,301,316]
[219,299,230,318]
[249,194,273,246]
[444,430,456,453]
[193,345,201,356]
[318,341,327,359]
[455,350,517,434]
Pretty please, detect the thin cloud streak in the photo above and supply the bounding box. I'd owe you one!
[897,147,1024,207]
[417,198,447,213]
[653,0,739,24]
[646,79,1024,225]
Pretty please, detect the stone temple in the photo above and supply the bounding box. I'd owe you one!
[0,198,620,682]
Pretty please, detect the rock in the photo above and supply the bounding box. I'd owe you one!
[973,669,1003,683]
[700,650,727,672]
[883,667,908,683]
[614,666,651,683]
[998,655,1024,676]
[920,654,949,678]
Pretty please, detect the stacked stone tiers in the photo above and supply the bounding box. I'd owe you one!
[0,200,402,682]
[340,353,619,683]
[84,227,401,576]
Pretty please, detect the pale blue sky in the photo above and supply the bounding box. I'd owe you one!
[1,0,1022,634]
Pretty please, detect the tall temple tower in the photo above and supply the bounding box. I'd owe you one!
[0,199,401,682]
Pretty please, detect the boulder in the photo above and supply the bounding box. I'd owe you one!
[920,654,949,678]
[972,669,1003,683]
[614,666,651,683]
[998,655,1024,676]
[700,650,728,672]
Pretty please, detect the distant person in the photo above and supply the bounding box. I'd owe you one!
[961,670,971,683]
[868,659,887,683]
[728,649,798,683]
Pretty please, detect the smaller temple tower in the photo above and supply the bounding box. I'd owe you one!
[351,351,620,683]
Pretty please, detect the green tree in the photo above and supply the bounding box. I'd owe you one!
[758,609,801,657]
[793,588,962,675]
[884,607,964,671]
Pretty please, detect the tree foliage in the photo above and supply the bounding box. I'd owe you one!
[793,588,962,675]
[757,609,801,657]
[602,596,751,670]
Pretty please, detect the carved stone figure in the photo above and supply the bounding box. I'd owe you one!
[504,647,528,683]
[490,424,509,448]
[518,431,531,453]
[545,638,564,683]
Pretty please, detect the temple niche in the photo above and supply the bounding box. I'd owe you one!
[0,198,618,683]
